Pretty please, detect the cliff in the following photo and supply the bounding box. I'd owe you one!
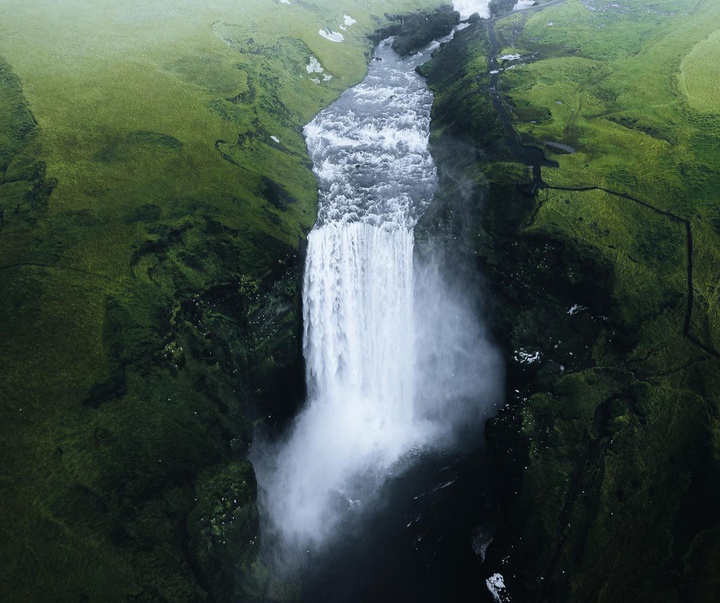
[423,2,720,600]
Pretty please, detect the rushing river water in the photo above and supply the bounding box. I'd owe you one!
[253,34,502,601]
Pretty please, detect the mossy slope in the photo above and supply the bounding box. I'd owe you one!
[424,2,720,601]
[0,1,445,600]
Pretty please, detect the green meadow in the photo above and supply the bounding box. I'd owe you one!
[0,1,444,600]
[493,0,720,353]
[424,0,720,600]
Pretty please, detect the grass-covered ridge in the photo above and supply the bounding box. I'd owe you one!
[0,1,446,600]
[423,1,720,601]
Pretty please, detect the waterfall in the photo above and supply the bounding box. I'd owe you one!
[253,37,500,554]
[451,0,491,20]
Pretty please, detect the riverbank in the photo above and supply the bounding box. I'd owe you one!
[423,1,720,600]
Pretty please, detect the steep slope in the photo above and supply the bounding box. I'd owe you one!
[423,1,720,600]
[0,1,446,600]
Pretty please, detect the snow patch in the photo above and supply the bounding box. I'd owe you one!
[486,573,511,602]
[319,28,344,43]
[568,304,588,316]
[270,136,280,144]
[514,349,541,364]
[343,14,357,26]
[500,53,523,61]
[513,0,536,10]
[306,56,324,73]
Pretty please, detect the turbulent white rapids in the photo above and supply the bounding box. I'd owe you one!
[254,38,499,552]
[452,0,491,20]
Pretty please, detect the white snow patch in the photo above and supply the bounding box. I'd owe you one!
[310,77,321,84]
[306,56,324,73]
[279,0,291,4]
[568,304,588,316]
[500,53,523,61]
[486,572,511,602]
[343,14,357,26]
[319,29,344,42]
[514,349,541,364]
[323,73,333,81]
[270,136,280,143]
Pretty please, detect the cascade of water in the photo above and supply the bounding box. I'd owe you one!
[254,36,499,553]
[451,0,491,20]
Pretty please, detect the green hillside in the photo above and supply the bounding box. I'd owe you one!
[424,0,720,600]
[0,1,444,600]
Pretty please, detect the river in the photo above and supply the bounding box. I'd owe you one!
[252,28,502,602]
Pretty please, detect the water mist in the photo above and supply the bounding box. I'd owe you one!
[252,38,502,563]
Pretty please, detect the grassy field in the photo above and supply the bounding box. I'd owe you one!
[424,1,720,601]
[0,1,445,600]
[494,0,720,348]
[492,1,720,599]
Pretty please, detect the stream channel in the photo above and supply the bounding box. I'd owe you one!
[252,34,502,602]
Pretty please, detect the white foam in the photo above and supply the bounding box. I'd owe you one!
[452,0,491,20]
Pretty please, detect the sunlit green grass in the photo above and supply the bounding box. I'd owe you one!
[495,0,720,325]
[425,2,720,600]
[681,28,720,114]
[0,1,446,599]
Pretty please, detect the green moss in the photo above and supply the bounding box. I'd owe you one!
[187,461,259,601]
[426,2,720,601]
[0,1,448,600]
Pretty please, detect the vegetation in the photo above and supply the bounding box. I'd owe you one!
[0,1,445,600]
[424,1,720,601]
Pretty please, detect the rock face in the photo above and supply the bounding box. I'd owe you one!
[187,461,260,602]
[423,17,720,603]
[387,6,461,56]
